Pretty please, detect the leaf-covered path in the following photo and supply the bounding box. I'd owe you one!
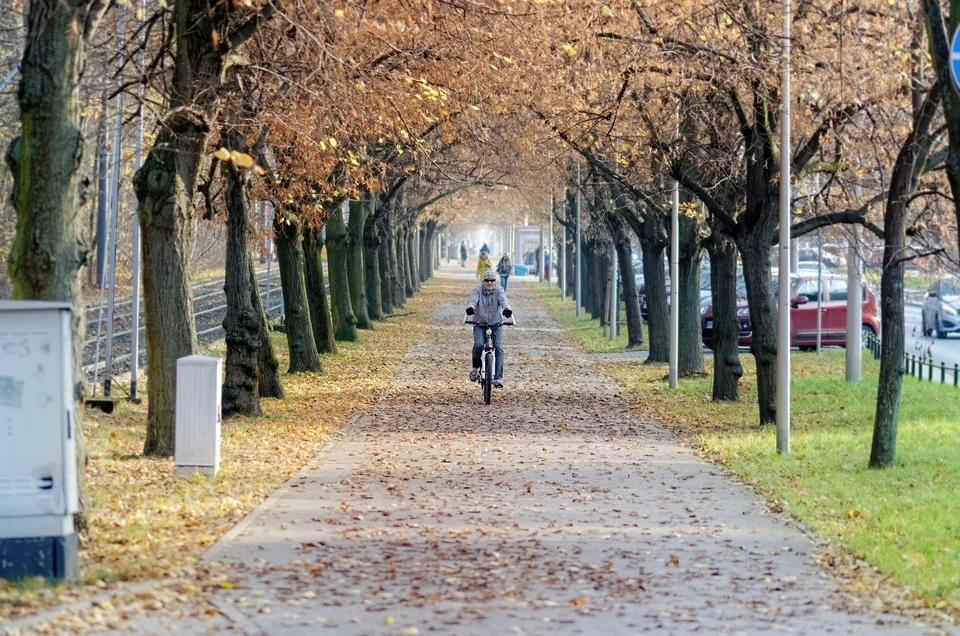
[122,269,928,634]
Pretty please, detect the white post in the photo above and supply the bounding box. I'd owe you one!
[103,6,126,397]
[264,202,272,316]
[816,231,823,355]
[561,211,568,302]
[538,224,545,283]
[669,172,679,389]
[130,0,145,399]
[776,0,792,454]
[549,194,554,288]
[610,241,618,340]
[575,164,582,317]
[846,231,862,382]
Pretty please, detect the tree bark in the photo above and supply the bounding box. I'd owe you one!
[404,229,417,296]
[389,223,405,309]
[871,82,940,468]
[7,0,111,531]
[641,220,669,363]
[347,198,373,329]
[248,259,283,398]
[677,216,705,375]
[220,134,261,417]
[705,231,742,401]
[364,213,385,321]
[302,224,337,354]
[735,208,779,425]
[325,202,359,341]
[612,216,643,347]
[377,222,394,315]
[274,210,321,372]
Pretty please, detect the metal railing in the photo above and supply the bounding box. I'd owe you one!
[864,333,960,388]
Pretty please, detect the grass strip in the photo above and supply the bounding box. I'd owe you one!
[538,283,960,612]
[532,283,647,353]
[0,280,446,621]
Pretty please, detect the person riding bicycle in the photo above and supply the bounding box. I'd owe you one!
[465,269,512,388]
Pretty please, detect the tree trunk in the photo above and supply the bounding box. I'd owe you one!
[135,126,198,456]
[613,224,643,347]
[705,231,742,401]
[735,208,779,425]
[870,82,940,468]
[325,203,359,341]
[377,225,394,315]
[589,243,603,321]
[390,226,405,309]
[677,216,705,375]
[274,210,321,372]
[302,224,337,354]
[642,236,669,363]
[220,137,261,417]
[405,229,417,296]
[248,259,283,398]
[6,0,110,531]
[364,214,384,321]
[347,198,372,329]
[134,0,274,454]
[423,221,437,281]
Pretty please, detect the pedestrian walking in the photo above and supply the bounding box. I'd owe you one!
[476,251,493,279]
[496,253,512,291]
[460,241,467,268]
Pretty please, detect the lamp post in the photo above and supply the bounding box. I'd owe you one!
[776,0,792,454]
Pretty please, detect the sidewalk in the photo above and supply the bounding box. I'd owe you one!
[17,270,941,634]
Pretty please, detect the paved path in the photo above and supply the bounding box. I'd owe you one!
[103,271,935,634]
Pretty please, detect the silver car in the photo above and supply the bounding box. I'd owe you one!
[922,276,960,338]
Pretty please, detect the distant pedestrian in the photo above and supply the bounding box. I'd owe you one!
[496,254,512,291]
[476,251,493,279]
[480,243,490,255]
[460,241,467,268]
[544,249,550,282]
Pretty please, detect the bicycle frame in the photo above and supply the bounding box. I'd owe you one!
[464,315,515,404]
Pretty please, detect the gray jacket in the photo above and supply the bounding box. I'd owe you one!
[467,283,511,325]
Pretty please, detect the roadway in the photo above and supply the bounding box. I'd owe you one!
[904,305,960,370]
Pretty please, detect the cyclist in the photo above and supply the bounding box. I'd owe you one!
[465,269,512,388]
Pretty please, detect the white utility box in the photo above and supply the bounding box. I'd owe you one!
[175,355,222,477]
[0,301,78,580]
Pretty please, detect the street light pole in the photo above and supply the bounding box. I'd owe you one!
[777,0,792,454]
[669,166,679,389]
[549,192,554,288]
[130,0,146,400]
[846,229,862,382]
[575,163,582,317]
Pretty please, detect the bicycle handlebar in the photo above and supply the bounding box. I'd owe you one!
[464,315,517,327]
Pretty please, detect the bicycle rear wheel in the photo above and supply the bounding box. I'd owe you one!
[483,352,493,404]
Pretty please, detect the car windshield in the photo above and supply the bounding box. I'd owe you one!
[943,278,959,297]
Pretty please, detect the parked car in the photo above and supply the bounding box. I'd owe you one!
[640,268,740,321]
[921,276,960,338]
[701,273,879,350]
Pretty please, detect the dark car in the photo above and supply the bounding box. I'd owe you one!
[640,268,742,321]
[921,276,960,338]
[701,273,879,349]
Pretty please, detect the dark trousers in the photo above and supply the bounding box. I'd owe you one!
[472,324,504,379]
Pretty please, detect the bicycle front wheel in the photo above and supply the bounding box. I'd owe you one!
[483,351,493,404]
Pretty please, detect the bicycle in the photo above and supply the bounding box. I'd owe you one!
[464,313,516,404]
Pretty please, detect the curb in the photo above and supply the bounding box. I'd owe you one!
[204,411,364,563]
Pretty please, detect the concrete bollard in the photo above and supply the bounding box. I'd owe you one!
[175,355,222,477]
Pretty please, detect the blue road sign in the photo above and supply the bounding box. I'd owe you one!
[951,25,960,96]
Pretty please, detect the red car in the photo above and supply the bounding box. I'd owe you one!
[701,273,879,349]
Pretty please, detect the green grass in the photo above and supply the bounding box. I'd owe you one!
[537,287,960,606]
[533,283,647,353]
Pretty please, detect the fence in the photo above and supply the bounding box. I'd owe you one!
[864,333,960,388]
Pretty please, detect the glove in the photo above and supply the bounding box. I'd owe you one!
[503,309,513,318]
[465,307,475,315]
